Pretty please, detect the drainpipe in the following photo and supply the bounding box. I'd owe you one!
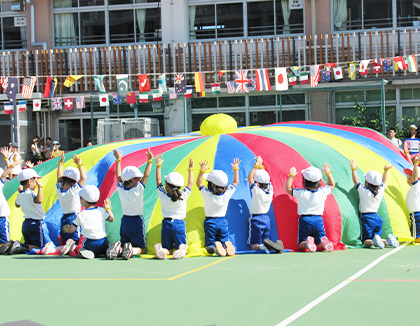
[311,0,316,40]
[26,0,47,50]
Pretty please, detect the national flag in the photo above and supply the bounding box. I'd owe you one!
[235,70,249,93]
[383,59,392,72]
[63,75,83,87]
[112,93,122,105]
[0,77,8,92]
[288,74,297,86]
[6,77,18,104]
[218,70,226,78]
[44,77,57,98]
[21,76,36,98]
[393,56,408,71]
[348,62,356,80]
[76,96,85,109]
[275,68,288,91]
[227,81,236,94]
[139,92,148,103]
[153,90,163,101]
[4,102,13,114]
[373,60,382,74]
[17,101,26,112]
[250,78,257,91]
[138,74,151,93]
[63,98,73,110]
[333,67,343,80]
[324,63,337,70]
[194,72,204,92]
[211,83,220,94]
[407,55,418,72]
[158,74,167,94]
[174,74,186,93]
[52,97,62,111]
[169,88,177,99]
[322,70,331,82]
[198,91,205,97]
[93,75,106,93]
[184,86,192,99]
[126,92,136,104]
[33,99,41,111]
[116,74,129,96]
[310,65,320,87]
[255,69,271,91]
[99,94,109,107]
[299,72,309,84]
[359,60,370,76]
[289,66,301,76]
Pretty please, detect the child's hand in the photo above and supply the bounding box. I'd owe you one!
[414,154,420,164]
[349,159,357,169]
[25,161,34,168]
[60,152,65,163]
[188,158,194,170]
[113,148,122,160]
[0,147,9,158]
[156,154,164,166]
[37,160,43,166]
[289,166,297,177]
[146,148,153,161]
[72,154,82,166]
[384,164,393,171]
[18,185,23,192]
[35,179,43,188]
[322,163,331,175]
[255,156,263,167]
[104,198,111,210]
[231,158,241,169]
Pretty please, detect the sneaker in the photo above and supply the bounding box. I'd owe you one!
[386,234,399,248]
[372,234,385,249]
[173,244,187,259]
[224,241,235,256]
[122,242,133,260]
[263,239,284,253]
[214,241,226,257]
[106,241,121,260]
[206,246,215,254]
[0,240,13,255]
[321,237,334,252]
[59,239,75,256]
[8,240,25,255]
[154,243,166,260]
[79,248,94,259]
[305,236,317,252]
[40,241,56,255]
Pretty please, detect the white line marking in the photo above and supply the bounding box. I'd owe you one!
[275,243,408,326]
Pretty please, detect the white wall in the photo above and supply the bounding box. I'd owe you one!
[161,0,189,44]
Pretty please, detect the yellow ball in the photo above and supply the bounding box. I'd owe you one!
[200,114,238,136]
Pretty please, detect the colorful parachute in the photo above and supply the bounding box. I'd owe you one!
[4,119,413,255]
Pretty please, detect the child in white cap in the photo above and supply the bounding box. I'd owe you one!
[247,156,283,253]
[285,164,335,252]
[196,158,240,256]
[405,155,420,242]
[349,159,398,248]
[63,184,114,259]
[154,154,194,260]
[12,168,45,254]
[40,153,87,256]
[110,148,153,260]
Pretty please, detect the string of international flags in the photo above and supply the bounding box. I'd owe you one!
[0,54,418,114]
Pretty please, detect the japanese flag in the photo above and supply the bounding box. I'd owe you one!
[99,94,109,107]
[333,67,343,80]
[275,68,288,91]
[33,99,41,111]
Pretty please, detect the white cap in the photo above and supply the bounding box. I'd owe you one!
[17,168,40,182]
[301,166,322,182]
[410,124,417,130]
[11,165,21,175]
[203,170,228,187]
[121,166,143,181]
[254,169,270,183]
[79,184,100,203]
[364,170,382,186]
[165,172,184,188]
[63,167,80,182]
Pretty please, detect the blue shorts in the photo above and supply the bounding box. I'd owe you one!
[161,218,186,250]
[248,214,271,245]
[60,213,80,244]
[22,219,44,248]
[204,217,229,247]
[360,212,383,242]
[83,237,108,256]
[0,216,10,244]
[120,215,146,248]
[298,215,326,245]
[410,212,420,238]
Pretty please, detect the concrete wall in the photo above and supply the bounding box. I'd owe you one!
[305,0,331,36]
[28,0,52,50]
[161,0,189,45]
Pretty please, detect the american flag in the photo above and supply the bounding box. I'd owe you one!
[21,76,37,98]
[0,77,8,92]
[76,96,85,109]
[52,97,62,110]
[235,70,249,93]
[227,81,236,94]
[169,88,177,99]
[310,65,320,87]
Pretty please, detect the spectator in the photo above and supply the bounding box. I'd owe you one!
[387,128,403,149]
[86,141,93,147]
[31,136,44,162]
[407,125,417,139]
[46,141,63,159]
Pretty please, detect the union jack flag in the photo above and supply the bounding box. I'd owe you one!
[249,78,257,91]
[235,70,249,93]
[52,97,62,111]
[0,77,8,92]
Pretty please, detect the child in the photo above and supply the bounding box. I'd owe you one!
[349,159,399,248]
[405,155,420,242]
[247,156,283,253]
[1,145,22,179]
[285,164,335,252]
[196,158,240,257]
[41,153,87,256]
[111,148,153,260]
[154,155,194,260]
[62,184,114,259]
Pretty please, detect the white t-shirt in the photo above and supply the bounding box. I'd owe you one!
[249,182,273,215]
[15,189,45,220]
[157,185,191,220]
[56,182,82,214]
[390,138,403,149]
[116,181,145,216]
[406,180,420,213]
[356,182,386,213]
[6,152,22,175]
[73,207,109,240]
[200,184,236,217]
[0,179,10,217]
[292,186,332,216]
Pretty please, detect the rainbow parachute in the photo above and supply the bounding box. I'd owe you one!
[5,120,413,255]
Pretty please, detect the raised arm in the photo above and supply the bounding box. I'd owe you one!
[1,158,23,182]
[196,159,209,189]
[155,154,163,186]
[231,158,241,187]
[141,148,153,185]
[248,156,263,186]
[285,167,296,195]
[404,141,413,165]
[349,159,359,186]
[34,178,43,204]
[187,158,194,189]
[383,164,392,182]
[73,154,87,186]
[57,152,65,181]
[113,149,122,182]
[322,163,335,191]
[1,147,12,179]
[104,198,114,222]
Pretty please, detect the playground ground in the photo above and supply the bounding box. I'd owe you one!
[0,243,419,326]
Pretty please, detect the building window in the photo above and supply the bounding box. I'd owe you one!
[0,2,27,50]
